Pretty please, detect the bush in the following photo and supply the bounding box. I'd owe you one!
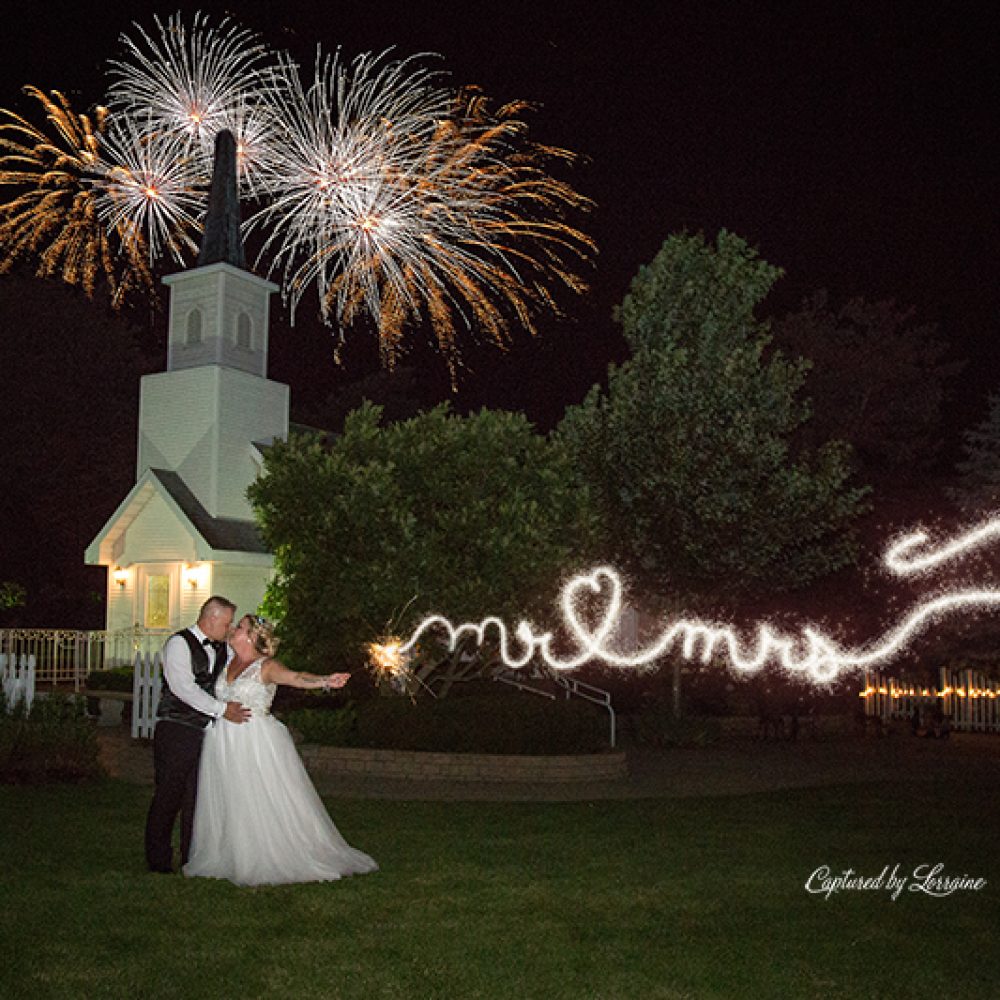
[279,689,610,754]
[249,403,597,677]
[283,705,357,745]
[356,693,607,754]
[84,667,134,692]
[634,704,721,747]
[0,693,104,783]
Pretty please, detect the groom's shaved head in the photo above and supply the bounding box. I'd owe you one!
[198,596,237,643]
[200,596,237,620]
[198,596,236,618]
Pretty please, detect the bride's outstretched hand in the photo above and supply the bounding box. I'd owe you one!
[321,672,350,691]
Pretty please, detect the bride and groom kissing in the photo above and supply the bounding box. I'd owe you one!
[144,595,377,886]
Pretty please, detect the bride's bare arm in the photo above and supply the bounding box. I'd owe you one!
[259,657,350,691]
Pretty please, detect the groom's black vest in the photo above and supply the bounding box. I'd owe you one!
[157,629,227,730]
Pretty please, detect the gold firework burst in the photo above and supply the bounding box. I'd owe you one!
[0,86,153,305]
[323,85,596,378]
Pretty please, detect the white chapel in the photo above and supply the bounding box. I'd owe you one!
[86,132,288,630]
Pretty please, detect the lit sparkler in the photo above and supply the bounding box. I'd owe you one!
[388,516,1000,685]
[366,637,413,691]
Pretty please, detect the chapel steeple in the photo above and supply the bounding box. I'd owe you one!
[197,129,246,270]
[87,128,288,636]
[162,130,277,378]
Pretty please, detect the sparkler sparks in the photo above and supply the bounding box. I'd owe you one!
[390,516,1000,685]
[367,637,411,686]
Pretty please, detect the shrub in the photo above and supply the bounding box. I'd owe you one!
[283,705,357,746]
[0,693,104,783]
[278,690,610,754]
[84,667,134,692]
[634,704,721,747]
[249,403,597,677]
[352,692,608,754]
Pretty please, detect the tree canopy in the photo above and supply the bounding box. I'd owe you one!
[951,391,1000,512]
[249,403,597,683]
[559,230,869,608]
[773,291,961,475]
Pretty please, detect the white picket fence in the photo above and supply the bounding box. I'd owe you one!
[0,627,170,688]
[862,668,1000,732]
[131,651,162,740]
[1,652,36,712]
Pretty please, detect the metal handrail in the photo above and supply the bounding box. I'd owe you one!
[494,665,617,748]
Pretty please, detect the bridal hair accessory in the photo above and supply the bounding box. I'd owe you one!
[248,615,279,657]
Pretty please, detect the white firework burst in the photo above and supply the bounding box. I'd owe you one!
[107,11,275,171]
[245,48,454,326]
[91,120,205,265]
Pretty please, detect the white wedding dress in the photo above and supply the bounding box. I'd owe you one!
[184,659,378,887]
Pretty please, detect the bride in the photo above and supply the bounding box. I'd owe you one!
[184,615,378,886]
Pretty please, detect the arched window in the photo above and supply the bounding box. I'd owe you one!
[186,308,203,345]
[236,312,252,349]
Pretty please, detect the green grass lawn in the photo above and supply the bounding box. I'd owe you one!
[1,776,998,999]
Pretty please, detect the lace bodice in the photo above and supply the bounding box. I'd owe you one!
[215,658,276,716]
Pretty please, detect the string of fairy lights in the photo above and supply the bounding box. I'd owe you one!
[859,683,999,701]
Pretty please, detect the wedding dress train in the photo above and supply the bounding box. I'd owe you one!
[184,659,377,887]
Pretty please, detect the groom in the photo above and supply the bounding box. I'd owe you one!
[144,595,251,873]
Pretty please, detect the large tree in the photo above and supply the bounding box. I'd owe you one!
[773,291,961,475]
[559,231,869,607]
[950,391,1000,512]
[248,403,597,693]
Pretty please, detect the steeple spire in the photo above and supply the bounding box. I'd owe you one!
[197,129,245,269]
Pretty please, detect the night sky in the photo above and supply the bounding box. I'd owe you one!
[3,2,998,434]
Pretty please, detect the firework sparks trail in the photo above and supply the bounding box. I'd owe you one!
[3,14,594,372]
[0,86,152,303]
[92,121,205,264]
[244,49,454,343]
[387,516,1000,685]
[107,11,275,178]
[246,55,594,373]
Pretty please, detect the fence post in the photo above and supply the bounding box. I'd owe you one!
[132,650,162,740]
[24,654,35,712]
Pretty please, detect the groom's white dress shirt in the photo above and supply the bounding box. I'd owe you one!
[161,625,229,720]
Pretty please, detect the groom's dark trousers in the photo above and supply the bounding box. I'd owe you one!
[144,629,226,872]
[145,721,206,871]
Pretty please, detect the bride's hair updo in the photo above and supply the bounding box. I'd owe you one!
[245,615,280,657]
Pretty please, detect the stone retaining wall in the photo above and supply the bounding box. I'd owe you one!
[299,745,628,783]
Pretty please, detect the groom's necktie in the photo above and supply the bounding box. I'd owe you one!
[202,637,225,662]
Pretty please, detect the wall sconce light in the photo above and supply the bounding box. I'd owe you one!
[182,563,206,589]
[112,566,128,589]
